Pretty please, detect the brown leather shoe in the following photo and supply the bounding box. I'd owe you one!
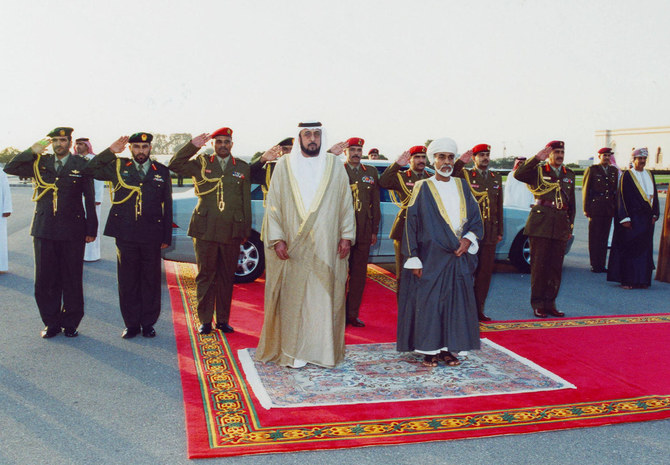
[533,308,547,318]
[545,308,565,317]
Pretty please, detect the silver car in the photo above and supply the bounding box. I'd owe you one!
[161,160,567,281]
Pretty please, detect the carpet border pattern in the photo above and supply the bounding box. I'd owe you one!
[169,262,670,454]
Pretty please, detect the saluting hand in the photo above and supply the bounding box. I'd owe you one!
[191,133,211,148]
[459,149,474,164]
[261,145,282,162]
[31,139,50,155]
[396,150,411,166]
[274,240,290,260]
[328,141,347,156]
[337,239,351,259]
[535,146,552,161]
[110,136,129,154]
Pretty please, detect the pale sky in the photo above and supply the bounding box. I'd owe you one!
[2,0,669,161]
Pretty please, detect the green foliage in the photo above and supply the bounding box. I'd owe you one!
[0,146,20,164]
[150,133,193,154]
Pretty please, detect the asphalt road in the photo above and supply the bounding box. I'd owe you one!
[1,182,669,465]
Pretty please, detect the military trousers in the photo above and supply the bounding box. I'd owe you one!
[116,239,162,330]
[474,242,497,315]
[33,237,86,329]
[588,216,613,271]
[193,238,239,325]
[529,236,567,311]
[393,239,405,290]
[346,240,372,320]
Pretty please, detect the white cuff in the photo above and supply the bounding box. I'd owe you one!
[404,256,423,269]
[620,217,631,224]
[463,232,479,254]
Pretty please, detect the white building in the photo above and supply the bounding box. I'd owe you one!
[595,126,670,169]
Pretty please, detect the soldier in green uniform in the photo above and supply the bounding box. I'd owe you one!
[379,145,432,283]
[169,128,251,334]
[343,137,381,327]
[453,143,503,321]
[4,127,97,338]
[249,137,293,202]
[367,148,387,160]
[514,141,576,318]
[582,147,618,273]
[84,132,173,339]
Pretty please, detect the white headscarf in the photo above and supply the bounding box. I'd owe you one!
[427,137,458,164]
[289,121,329,209]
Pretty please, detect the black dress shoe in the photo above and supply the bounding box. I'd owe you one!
[533,308,547,318]
[478,313,492,322]
[198,323,212,334]
[41,326,61,338]
[142,326,156,338]
[215,322,234,333]
[63,327,79,337]
[122,327,141,339]
[347,318,365,327]
[545,308,565,317]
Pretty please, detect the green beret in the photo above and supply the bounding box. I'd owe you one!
[128,132,153,143]
[47,127,74,138]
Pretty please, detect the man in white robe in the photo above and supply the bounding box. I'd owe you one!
[504,157,534,210]
[76,138,103,261]
[256,121,356,368]
[0,169,12,273]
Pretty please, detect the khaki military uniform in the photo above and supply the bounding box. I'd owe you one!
[344,163,381,321]
[582,164,618,272]
[84,149,173,331]
[4,149,97,330]
[168,142,251,326]
[514,157,576,312]
[379,163,431,281]
[453,160,503,318]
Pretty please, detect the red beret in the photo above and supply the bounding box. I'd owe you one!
[346,137,365,147]
[472,143,491,154]
[598,147,613,155]
[546,140,564,150]
[211,127,233,138]
[409,146,427,156]
[368,148,379,155]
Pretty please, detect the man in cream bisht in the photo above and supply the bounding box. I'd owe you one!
[256,121,356,368]
[397,137,483,368]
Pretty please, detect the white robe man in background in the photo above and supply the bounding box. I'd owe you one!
[504,156,534,210]
[0,169,12,273]
[256,121,356,368]
[75,138,104,262]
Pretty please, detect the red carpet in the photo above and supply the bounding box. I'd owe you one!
[166,261,670,458]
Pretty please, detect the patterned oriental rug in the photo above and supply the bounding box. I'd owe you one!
[165,261,670,459]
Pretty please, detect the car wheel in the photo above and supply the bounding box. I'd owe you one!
[509,232,531,273]
[235,232,265,283]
